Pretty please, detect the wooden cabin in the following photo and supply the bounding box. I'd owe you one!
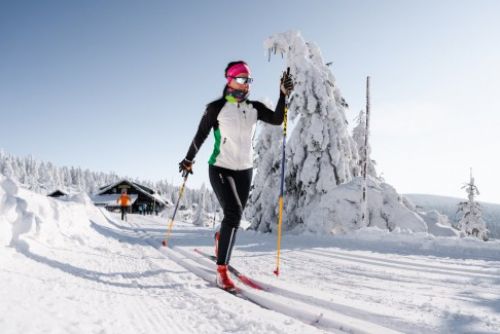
[92,179,167,214]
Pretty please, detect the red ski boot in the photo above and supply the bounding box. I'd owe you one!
[216,265,236,291]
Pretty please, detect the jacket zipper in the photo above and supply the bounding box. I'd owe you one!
[238,103,242,170]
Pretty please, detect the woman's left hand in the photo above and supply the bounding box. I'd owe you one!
[280,71,294,95]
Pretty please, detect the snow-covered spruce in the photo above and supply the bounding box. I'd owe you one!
[246,117,284,232]
[192,188,206,226]
[249,31,439,235]
[457,170,489,240]
[250,31,360,232]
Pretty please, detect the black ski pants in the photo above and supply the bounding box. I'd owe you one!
[120,206,127,221]
[209,165,252,265]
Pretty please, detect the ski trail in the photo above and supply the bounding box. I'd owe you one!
[269,247,498,333]
[10,223,201,333]
[124,216,365,333]
[277,249,497,306]
[282,248,497,297]
[114,213,500,333]
[86,218,219,334]
[96,256,179,334]
[283,251,470,288]
[105,212,324,333]
[302,248,500,278]
[152,244,405,334]
[124,215,411,333]
[177,246,422,333]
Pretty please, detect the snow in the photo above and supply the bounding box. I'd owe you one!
[406,194,500,239]
[419,210,459,237]
[2,175,500,333]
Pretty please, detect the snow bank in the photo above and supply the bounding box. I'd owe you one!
[418,209,459,237]
[295,177,427,234]
[325,226,500,260]
[0,174,106,249]
[0,176,18,246]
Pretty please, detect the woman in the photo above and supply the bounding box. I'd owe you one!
[179,61,294,290]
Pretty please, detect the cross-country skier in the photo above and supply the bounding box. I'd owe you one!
[179,61,294,290]
[117,189,131,221]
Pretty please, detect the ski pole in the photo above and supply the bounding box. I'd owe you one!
[162,174,189,247]
[274,67,291,277]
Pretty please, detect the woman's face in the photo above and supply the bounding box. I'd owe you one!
[227,73,250,93]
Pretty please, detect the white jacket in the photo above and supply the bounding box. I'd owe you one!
[185,94,286,171]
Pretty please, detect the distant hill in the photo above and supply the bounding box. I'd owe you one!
[405,194,500,239]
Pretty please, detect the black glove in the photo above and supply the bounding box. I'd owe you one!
[280,69,294,96]
[178,159,193,177]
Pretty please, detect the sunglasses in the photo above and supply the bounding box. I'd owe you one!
[230,76,253,84]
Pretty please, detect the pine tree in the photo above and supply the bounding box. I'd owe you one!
[247,122,283,232]
[1,157,15,178]
[457,169,488,241]
[192,190,205,226]
[250,31,360,232]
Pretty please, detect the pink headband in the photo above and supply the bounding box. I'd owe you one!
[226,63,251,83]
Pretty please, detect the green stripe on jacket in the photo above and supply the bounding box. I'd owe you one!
[208,128,221,165]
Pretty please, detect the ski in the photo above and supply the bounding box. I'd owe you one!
[220,285,242,295]
[159,246,271,309]
[194,248,266,291]
[214,283,270,310]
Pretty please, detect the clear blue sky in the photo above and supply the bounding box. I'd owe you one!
[1,0,499,203]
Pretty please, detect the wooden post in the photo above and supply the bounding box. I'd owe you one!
[361,76,371,227]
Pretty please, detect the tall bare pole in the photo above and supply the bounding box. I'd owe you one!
[361,76,371,226]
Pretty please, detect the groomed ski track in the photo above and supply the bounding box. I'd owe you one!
[101,210,400,333]
[98,210,500,334]
[114,214,402,333]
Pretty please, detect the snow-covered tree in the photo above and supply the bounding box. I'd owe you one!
[457,169,488,241]
[1,158,15,178]
[192,190,205,226]
[352,109,377,178]
[249,31,360,232]
[247,122,283,232]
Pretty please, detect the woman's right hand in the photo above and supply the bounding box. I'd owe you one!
[178,159,193,177]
